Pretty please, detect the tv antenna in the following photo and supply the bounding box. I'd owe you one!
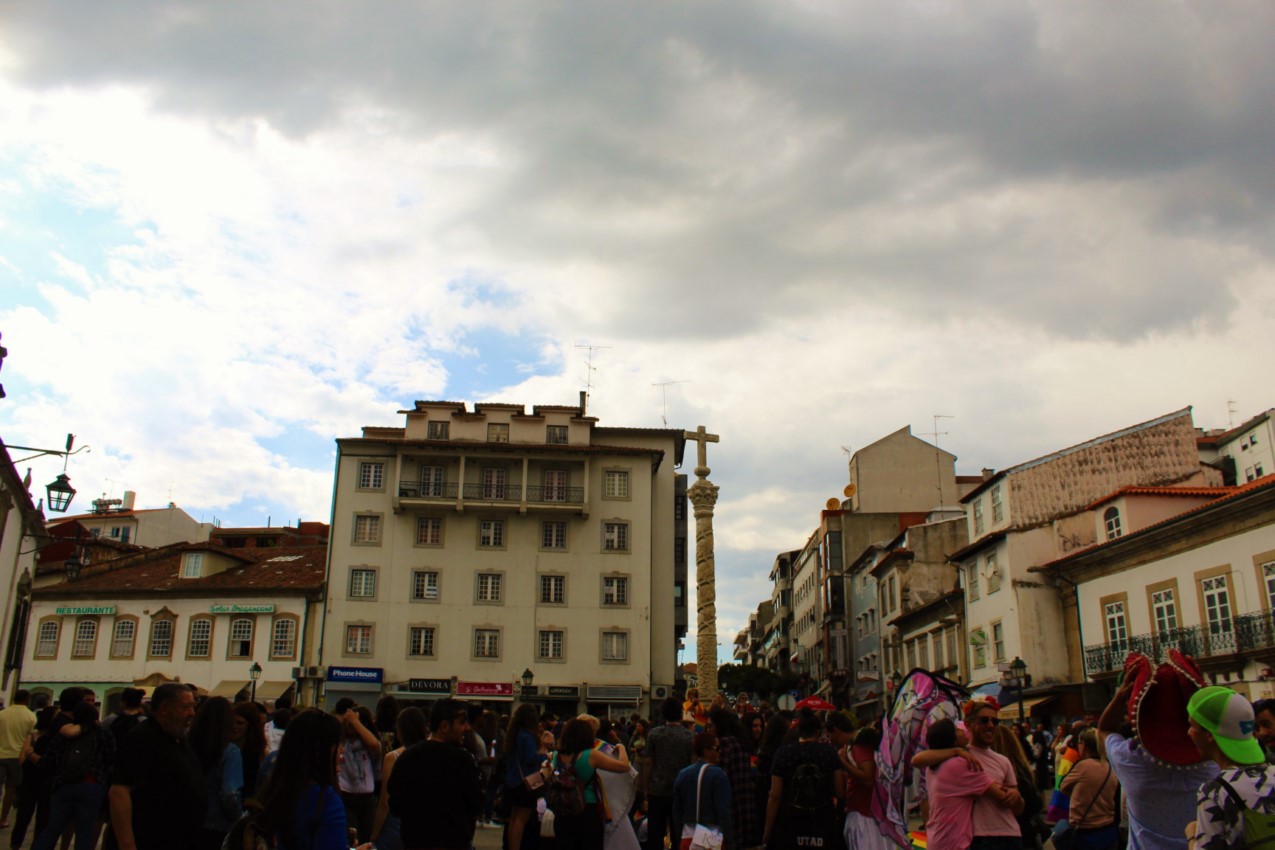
[919,414,953,510]
[652,380,690,426]
[1228,399,1238,428]
[574,344,611,406]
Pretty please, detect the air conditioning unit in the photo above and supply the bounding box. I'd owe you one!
[306,666,324,679]
[290,667,303,679]
[652,685,670,700]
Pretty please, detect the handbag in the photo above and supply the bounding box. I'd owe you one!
[688,765,724,850]
[1052,765,1111,850]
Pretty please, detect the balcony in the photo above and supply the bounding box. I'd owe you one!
[395,481,585,512]
[1084,611,1275,677]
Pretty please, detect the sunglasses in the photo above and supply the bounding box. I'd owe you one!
[975,717,998,725]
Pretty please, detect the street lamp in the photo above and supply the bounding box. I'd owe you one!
[4,435,90,514]
[521,668,534,691]
[249,661,263,703]
[1010,656,1028,723]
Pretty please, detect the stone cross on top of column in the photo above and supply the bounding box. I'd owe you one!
[684,425,719,480]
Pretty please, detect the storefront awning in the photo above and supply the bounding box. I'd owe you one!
[254,681,294,701]
[998,695,1054,722]
[210,681,248,699]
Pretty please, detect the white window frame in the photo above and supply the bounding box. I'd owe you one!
[181,553,203,579]
[1104,507,1123,541]
[541,520,567,550]
[603,575,629,606]
[72,619,97,658]
[540,574,566,605]
[601,630,630,663]
[420,466,445,498]
[972,500,984,536]
[603,470,630,500]
[408,626,436,658]
[427,420,450,440]
[149,618,175,659]
[36,620,60,658]
[353,514,381,545]
[474,628,501,659]
[358,462,385,490]
[187,618,212,658]
[349,568,377,599]
[1104,601,1128,650]
[479,519,506,549]
[538,629,565,661]
[487,423,510,443]
[345,624,374,656]
[111,619,137,658]
[412,570,440,602]
[1152,588,1178,635]
[603,521,629,552]
[228,617,254,658]
[991,484,1004,524]
[415,516,443,546]
[476,572,504,604]
[270,618,297,660]
[547,425,568,445]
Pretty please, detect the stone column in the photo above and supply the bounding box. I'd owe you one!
[689,479,720,702]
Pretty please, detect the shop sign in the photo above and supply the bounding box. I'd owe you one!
[55,606,116,616]
[408,678,451,694]
[546,686,580,697]
[210,604,276,614]
[456,681,513,697]
[327,666,383,684]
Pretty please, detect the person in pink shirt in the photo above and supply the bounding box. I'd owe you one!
[915,719,1019,850]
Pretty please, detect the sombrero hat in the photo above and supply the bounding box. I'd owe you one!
[1127,649,1208,766]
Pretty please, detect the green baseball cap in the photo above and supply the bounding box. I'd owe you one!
[1186,686,1266,765]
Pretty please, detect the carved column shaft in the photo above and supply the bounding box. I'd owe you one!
[689,480,720,703]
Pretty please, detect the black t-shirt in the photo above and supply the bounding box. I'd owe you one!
[388,740,483,850]
[110,712,144,744]
[111,721,204,850]
[770,741,842,809]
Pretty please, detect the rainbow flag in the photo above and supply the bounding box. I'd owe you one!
[909,830,928,850]
[1046,744,1079,823]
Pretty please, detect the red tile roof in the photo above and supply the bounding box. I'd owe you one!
[1085,484,1236,511]
[33,544,326,596]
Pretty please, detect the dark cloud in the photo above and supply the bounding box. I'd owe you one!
[3,0,1271,339]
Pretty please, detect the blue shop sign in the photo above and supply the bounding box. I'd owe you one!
[327,666,383,684]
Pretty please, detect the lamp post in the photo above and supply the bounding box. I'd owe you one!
[249,661,263,703]
[4,435,90,513]
[1010,656,1028,723]
[521,668,534,696]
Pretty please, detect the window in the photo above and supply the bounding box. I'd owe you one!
[427,421,450,440]
[270,618,297,659]
[992,621,1005,662]
[487,423,510,443]
[932,632,945,670]
[228,618,253,658]
[973,500,984,536]
[1152,589,1178,635]
[420,466,445,497]
[917,637,929,670]
[1202,575,1233,637]
[1247,466,1256,483]
[35,620,60,658]
[991,485,1004,524]
[111,619,137,658]
[181,553,203,578]
[946,628,958,668]
[543,469,568,502]
[345,624,373,655]
[474,628,500,658]
[149,618,175,658]
[409,626,436,657]
[538,630,564,660]
[358,462,385,489]
[413,570,440,601]
[541,521,567,550]
[187,618,212,658]
[1258,463,1267,478]
[479,519,505,548]
[540,575,566,604]
[888,575,897,612]
[603,522,629,552]
[72,619,97,658]
[1104,601,1128,651]
[477,573,503,603]
[601,631,629,662]
[482,468,507,500]
[349,568,377,598]
[967,564,980,601]
[970,628,987,668]
[415,517,443,546]
[1252,434,1260,446]
[603,576,629,606]
[604,470,630,499]
[353,515,381,544]
[547,425,568,445]
[1104,507,1123,541]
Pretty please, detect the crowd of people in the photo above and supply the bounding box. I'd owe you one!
[0,666,1269,850]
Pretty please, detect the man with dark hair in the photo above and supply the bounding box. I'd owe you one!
[109,682,202,850]
[1252,699,1275,762]
[643,696,694,850]
[0,689,35,828]
[387,698,483,850]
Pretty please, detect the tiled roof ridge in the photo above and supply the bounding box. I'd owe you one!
[1084,484,1237,511]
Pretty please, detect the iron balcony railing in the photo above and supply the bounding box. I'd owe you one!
[397,481,584,505]
[1084,611,1275,676]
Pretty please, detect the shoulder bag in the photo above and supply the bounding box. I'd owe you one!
[687,765,724,850]
[1052,765,1111,850]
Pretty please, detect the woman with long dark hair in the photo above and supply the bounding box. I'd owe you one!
[189,696,243,850]
[503,703,544,850]
[371,707,427,850]
[30,702,116,850]
[710,707,760,849]
[257,709,347,850]
[233,702,268,800]
[551,717,631,850]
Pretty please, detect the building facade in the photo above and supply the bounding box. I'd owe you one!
[47,493,210,548]
[319,397,686,718]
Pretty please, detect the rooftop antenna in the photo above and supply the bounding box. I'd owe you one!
[919,414,953,510]
[1228,399,1238,428]
[574,343,611,407]
[652,380,690,426]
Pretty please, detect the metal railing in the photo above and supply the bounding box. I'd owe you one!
[1084,611,1275,675]
[398,482,459,499]
[525,485,584,505]
[398,481,585,505]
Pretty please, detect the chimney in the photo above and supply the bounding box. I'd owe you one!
[121,491,136,510]
[579,390,587,415]
[981,468,996,481]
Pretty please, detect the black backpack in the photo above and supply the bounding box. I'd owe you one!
[545,753,589,817]
[789,760,830,812]
[60,734,96,784]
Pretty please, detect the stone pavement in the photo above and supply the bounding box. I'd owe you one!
[473,822,505,850]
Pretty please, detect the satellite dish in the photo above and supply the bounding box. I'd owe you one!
[825,497,840,510]
[844,484,857,498]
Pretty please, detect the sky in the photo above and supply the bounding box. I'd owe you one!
[2,1,1273,666]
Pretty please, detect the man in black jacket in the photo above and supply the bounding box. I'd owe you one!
[387,698,483,850]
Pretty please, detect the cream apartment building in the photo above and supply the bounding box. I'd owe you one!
[320,397,686,718]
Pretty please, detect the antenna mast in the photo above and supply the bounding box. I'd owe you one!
[1228,399,1238,428]
[920,414,953,510]
[652,380,690,426]
[574,343,612,407]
